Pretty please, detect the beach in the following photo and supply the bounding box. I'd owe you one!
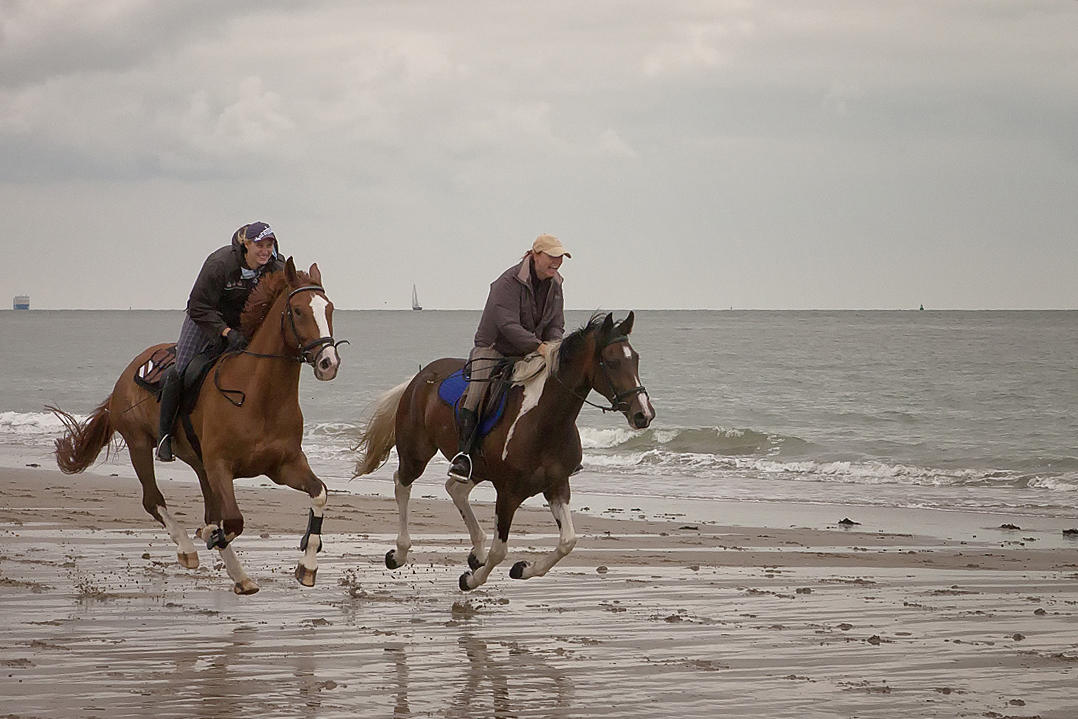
[3,464,1077,718]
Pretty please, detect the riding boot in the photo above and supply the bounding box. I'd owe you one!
[155,368,182,462]
[448,408,478,481]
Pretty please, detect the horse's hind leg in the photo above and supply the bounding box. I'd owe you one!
[386,442,436,569]
[386,470,413,569]
[128,439,200,568]
[445,476,488,570]
[510,481,576,581]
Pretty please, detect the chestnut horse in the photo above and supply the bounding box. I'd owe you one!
[52,258,343,594]
[354,312,654,591]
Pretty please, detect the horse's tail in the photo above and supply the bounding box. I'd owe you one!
[352,378,411,477]
[50,398,116,474]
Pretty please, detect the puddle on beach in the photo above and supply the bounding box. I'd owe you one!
[2,526,1077,718]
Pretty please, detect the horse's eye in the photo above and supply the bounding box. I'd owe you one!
[607,359,620,369]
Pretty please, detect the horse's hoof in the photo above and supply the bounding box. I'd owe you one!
[510,561,528,580]
[234,579,260,595]
[177,551,199,569]
[459,571,474,592]
[295,563,317,587]
[467,552,485,571]
[385,549,403,570]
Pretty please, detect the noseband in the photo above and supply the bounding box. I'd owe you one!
[553,333,648,414]
[283,285,349,365]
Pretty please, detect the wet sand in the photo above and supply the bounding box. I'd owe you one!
[2,466,1077,718]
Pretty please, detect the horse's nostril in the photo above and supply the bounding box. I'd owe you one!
[320,358,331,370]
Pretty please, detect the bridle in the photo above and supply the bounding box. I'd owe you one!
[553,333,648,414]
[214,283,348,407]
[282,285,348,364]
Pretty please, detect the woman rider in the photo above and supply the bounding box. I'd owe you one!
[448,233,571,481]
[155,222,285,462]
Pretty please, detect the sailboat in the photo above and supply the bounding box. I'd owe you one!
[411,284,422,311]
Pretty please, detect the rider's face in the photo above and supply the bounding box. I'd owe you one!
[243,237,275,269]
[532,251,564,281]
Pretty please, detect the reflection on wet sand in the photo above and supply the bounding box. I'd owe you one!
[3,526,1077,718]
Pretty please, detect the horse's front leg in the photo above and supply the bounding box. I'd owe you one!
[445,475,488,570]
[201,465,259,595]
[268,455,327,588]
[511,482,576,580]
[459,492,521,591]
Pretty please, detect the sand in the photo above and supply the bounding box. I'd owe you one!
[2,465,1077,718]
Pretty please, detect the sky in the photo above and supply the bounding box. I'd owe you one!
[1,0,1076,311]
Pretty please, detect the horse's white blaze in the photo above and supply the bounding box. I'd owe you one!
[502,353,554,460]
[623,346,632,359]
[310,295,331,338]
[632,369,655,421]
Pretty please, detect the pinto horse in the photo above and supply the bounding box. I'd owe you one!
[353,312,654,591]
[51,258,342,594]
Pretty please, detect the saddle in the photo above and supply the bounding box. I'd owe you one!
[133,343,219,415]
[437,352,548,438]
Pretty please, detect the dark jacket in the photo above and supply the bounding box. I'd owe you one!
[186,235,284,339]
[474,256,565,356]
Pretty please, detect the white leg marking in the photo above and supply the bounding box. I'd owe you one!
[299,486,327,574]
[392,471,412,565]
[468,537,508,589]
[445,476,488,565]
[521,500,576,579]
[158,506,198,559]
[219,543,256,590]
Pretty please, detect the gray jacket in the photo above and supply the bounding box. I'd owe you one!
[474,256,565,356]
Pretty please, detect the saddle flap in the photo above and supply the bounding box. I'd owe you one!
[437,369,509,438]
[133,345,177,394]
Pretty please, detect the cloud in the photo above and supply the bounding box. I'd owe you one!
[0,0,1076,309]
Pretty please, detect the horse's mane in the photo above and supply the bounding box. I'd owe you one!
[555,312,607,369]
[240,269,311,337]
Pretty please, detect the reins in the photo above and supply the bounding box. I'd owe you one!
[214,284,348,407]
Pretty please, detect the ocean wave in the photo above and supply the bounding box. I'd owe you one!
[579,425,808,456]
[4,411,1075,497]
[0,411,78,439]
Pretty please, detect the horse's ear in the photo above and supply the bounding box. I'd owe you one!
[308,263,322,285]
[617,311,635,336]
[285,256,298,283]
[601,313,615,336]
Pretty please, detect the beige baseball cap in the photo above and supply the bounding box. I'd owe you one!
[532,233,571,258]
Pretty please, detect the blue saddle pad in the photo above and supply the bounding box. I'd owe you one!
[437,369,507,437]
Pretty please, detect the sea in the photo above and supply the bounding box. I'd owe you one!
[2,309,1076,541]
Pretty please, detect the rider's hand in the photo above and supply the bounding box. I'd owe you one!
[225,331,248,353]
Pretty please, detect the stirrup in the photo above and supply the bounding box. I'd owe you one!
[448,452,472,482]
[155,435,175,463]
